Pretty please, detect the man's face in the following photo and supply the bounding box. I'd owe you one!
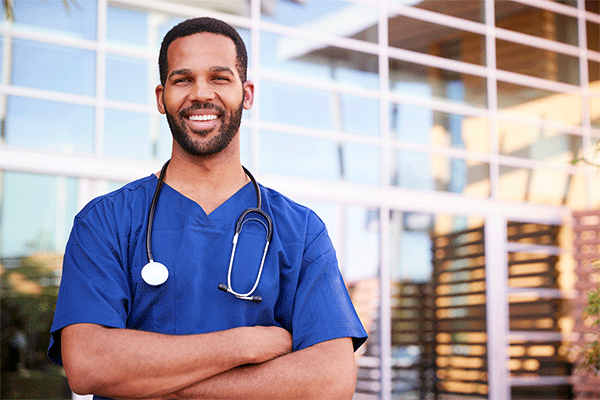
[156,33,253,158]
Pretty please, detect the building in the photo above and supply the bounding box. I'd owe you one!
[0,0,598,399]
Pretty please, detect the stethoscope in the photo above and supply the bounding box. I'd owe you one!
[140,160,273,303]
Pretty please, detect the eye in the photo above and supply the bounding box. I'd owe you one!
[213,75,231,82]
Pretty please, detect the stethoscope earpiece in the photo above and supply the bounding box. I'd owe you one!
[144,160,272,303]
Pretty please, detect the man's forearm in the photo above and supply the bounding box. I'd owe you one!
[171,337,356,400]
[61,323,292,399]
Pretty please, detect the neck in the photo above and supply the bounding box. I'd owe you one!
[160,145,249,215]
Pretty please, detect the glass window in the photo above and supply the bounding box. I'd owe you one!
[261,32,378,90]
[12,0,97,40]
[259,130,379,184]
[391,150,490,197]
[1,172,79,258]
[105,53,150,104]
[106,5,148,47]
[391,102,490,153]
[393,211,485,398]
[343,205,380,397]
[590,59,599,85]
[339,95,379,137]
[591,94,600,129]
[406,0,484,23]
[587,20,599,52]
[259,81,332,130]
[261,0,378,46]
[497,81,581,125]
[259,130,342,180]
[497,121,582,162]
[388,14,486,66]
[499,165,580,206]
[496,39,579,85]
[11,39,96,96]
[495,3,578,46]
[390,60,487,108]
[104,109,152,160]
[0,171,77,397]
[4,96,94,153]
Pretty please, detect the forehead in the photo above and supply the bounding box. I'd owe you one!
[167,32,238,72]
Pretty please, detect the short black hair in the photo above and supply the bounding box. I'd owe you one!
[158,17,248,85]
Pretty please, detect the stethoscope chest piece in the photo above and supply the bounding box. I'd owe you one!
[141,261,169,286]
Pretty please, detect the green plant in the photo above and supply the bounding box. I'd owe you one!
[577,263,600,375]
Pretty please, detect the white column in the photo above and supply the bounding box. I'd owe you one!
[484,214,511,400]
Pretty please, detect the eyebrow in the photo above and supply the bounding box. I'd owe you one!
[168,66,235,79]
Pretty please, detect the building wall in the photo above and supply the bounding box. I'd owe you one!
[0,1,598,399]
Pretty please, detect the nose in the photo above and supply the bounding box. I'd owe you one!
[189,79,215,103]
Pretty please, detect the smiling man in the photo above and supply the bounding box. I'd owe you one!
[48,17,367,400]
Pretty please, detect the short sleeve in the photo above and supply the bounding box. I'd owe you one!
[48,216,131,365]
[291,228,367,352]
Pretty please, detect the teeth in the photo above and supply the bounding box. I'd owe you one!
[188,114,217,121]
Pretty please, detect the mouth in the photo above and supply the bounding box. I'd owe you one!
[188,114,218,122]
[181,106,222,132]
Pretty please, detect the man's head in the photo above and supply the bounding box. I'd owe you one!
[159,17,248,85]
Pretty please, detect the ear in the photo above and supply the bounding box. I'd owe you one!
[155,84,166,115]
[242,80,254,110]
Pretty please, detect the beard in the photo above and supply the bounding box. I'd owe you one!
[166,98,244,157]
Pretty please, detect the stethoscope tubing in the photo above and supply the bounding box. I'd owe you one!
[145,160,272,303]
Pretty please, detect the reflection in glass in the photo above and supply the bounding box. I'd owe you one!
[4,96,94,153]
[107,6,148,46]
[390,59,487,108]
[388,14,485,66]
[391,103,489,153]
[497,81,581,125]
[496,39,579,85]
[497,122,582,162]
[591,95,600,129]
[260,81,332,130]
[104,109,152,160]
[495,3,578,46]
[261,32,378,90]
[259,130,379,184]
[12,0,97,40]
[105,54,150,104]
[261,0,377,47]
[343,206,380,397]
[590,60,600,85]
[1,172,78,258]
[0,172,76,397]
[587,20,599,52]
[499,165,584,207]
[409,0,484,22]
[390,211,486,398]
[11,39,96,96]
[391,150,490,197]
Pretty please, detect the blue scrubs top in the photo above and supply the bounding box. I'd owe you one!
[48,174,367,366]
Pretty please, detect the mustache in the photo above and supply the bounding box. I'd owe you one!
[180,102,225,116]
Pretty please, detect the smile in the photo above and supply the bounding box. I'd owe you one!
[188,114,218,121]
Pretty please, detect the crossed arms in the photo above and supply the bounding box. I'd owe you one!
[61,323,357,399]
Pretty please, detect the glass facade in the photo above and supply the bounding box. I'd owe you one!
[0,0,598,399]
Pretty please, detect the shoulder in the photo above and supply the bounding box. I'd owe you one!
[260,185,328,247]
[261,186,324,227]
[76,175,157,227]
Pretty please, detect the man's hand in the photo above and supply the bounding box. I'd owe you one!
[240,326,292,364]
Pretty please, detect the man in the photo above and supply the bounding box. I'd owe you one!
[48,17,367,399]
